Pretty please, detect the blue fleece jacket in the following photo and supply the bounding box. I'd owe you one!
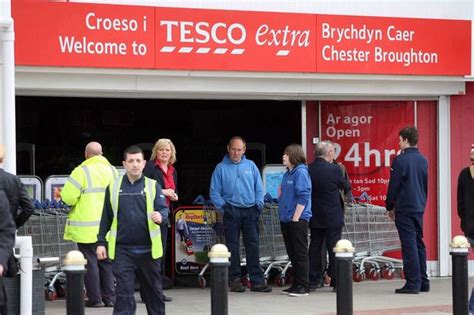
[278,164,312,223]
[210,155,264,211]
[386,147,428,213]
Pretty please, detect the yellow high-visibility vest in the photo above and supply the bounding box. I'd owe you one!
[62,155,118,243]
[107,175,162,260]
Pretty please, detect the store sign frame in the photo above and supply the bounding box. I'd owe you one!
[13,1,471,75]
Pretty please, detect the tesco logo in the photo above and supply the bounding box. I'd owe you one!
[161,20,246,45]
[159,20,311,56]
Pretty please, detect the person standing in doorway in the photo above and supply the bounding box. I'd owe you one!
[61,142,118,307]
[386,127,429,294]
[142,138,178,302]
[210,136,271,293]
[456,144,474,311]
[278,144,312,297]
[97,145,169,315]
[308,141,350,292]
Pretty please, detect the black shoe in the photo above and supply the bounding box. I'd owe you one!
[229,279,246,293]
[420,286,430,292]
[288,285,309,297]
[251,284,272,292]
[420,282,430,292]
[395,287,419,294]
[163,295,173,302]
[104,302,114,307]
[282,286,295,294]
[85,301,104,308]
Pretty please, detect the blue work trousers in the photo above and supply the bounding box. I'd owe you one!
[112,247,165,315]
[223,204,264,285]
[395,211,429,291]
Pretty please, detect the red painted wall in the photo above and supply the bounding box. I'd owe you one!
[451,82,474,245]
[417,101,439,260]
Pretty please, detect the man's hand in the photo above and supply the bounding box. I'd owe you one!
[0,264,4,277]
[387,210,395,221]
[96,246,108,260]
[151,212,163,224]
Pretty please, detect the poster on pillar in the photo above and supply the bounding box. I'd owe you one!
[320,101,414,206]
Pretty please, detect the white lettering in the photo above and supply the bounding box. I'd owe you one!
[85,12,138,32]
[386,25,415,41]
[374,47,438,67]
[59,36,127,55]
[256,24,310,47]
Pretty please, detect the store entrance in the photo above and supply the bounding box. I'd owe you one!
[16,96,301,204]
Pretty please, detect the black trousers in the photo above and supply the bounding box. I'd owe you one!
[309,227,342,287]
[138,223,169,300]
[0,278,7,315]
[280,221,309,289]
[77,243,115,305]
[113,248,164,315]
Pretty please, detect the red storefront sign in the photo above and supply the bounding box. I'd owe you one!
[320,101,415,205]
[12,1,471,75]
[316,15,471,75]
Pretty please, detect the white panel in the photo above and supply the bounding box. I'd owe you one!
[438,96,451,277]
[15,67,467,100]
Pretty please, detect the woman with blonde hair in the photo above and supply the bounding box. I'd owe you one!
[141,138,178,302]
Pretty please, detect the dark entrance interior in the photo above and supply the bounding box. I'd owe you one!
[16,97,301,204]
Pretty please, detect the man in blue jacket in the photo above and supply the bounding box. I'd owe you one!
[210,136,271,293]
[386,127,429,294]
[308,141,351,292]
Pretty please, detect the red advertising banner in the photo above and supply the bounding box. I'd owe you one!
[154,8,316,72]
[320,101,415,205]
[14,2,156,68]
[12,1,471,75]
[316,15,471,75]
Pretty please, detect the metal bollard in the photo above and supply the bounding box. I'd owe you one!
[334,239,355,315]
[63,250,87,315]
[208,244,231,315]
[450,236,470,315]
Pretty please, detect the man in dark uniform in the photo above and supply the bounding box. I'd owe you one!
[386,127,429,294]
[308,141,351,292]
[0,189,16,315]
[96,146,169,315]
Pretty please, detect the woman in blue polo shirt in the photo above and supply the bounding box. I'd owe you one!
[278,144,312,297]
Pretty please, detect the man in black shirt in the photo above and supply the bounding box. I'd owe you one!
[456,144,474,312]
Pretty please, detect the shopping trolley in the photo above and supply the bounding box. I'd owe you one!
[342,203,402,282]
[17,207,77,300]
[194,203,225,288]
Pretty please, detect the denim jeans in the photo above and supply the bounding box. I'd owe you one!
[395,211,429,290]
[223,204,264,285]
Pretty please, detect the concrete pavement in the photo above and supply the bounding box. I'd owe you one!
[44,277,471,314]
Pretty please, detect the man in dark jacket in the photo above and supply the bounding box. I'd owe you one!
[0,145,35,228]
[386,127,429,294]
[308,141,350,292]
[0,189,16,315]
[456,144,474,312]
